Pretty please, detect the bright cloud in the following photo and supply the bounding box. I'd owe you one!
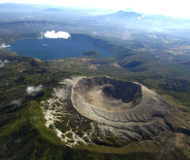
[43,30,71,39]
[26,85,43,96]
[0,59,9,68]
[0,43,11,50]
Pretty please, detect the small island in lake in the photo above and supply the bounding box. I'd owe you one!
[83,50,102,57]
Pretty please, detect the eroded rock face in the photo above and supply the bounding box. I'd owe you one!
[42,76,189,147]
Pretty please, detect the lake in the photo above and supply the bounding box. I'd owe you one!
[8,36,110,60]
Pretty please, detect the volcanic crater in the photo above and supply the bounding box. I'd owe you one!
[72,76,167,123]
[42,76,189,146]
[78,78,142,112]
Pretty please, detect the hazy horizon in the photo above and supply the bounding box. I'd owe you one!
[1,0,190,18]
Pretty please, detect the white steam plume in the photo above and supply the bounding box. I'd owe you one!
[0,43,11,50]
[43,30,71,39]
[26,85,43,96]
[0,59,9,68]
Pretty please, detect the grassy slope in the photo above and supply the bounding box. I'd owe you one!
[1,98,189,160]
[0,100,159,160]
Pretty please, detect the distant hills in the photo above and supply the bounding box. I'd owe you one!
[1,3,190,35]
[43,8,63,12]
[109,10,142,18]
[98,10,190,32]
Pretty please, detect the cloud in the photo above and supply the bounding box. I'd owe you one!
[0,43,11,50]
[43,30,71,39]
[26,85,43,96]
[0,59,9,68]
[0,64,4,68]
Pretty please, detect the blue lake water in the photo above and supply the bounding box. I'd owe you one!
[8,38,110,60]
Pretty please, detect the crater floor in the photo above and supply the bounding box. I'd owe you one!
[84,79,142,111]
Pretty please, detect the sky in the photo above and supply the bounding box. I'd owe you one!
[0,0,190,18]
